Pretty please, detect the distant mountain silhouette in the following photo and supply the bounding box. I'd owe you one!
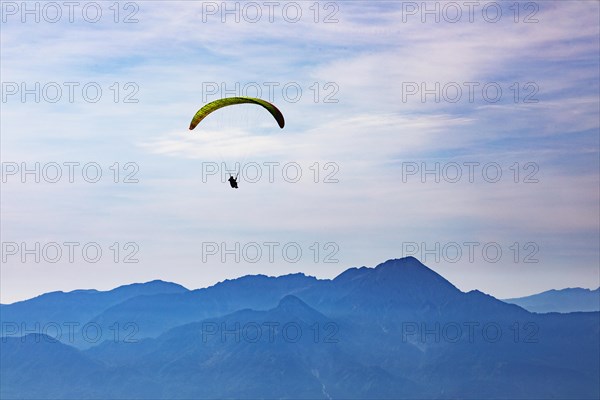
[1,257,599,399]
[81,272,321,346]
[0,334,105,399]
[503,287,600,313]
[0,280,187,328]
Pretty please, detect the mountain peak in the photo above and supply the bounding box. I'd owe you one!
[331,257,460,300]
[277,294,309,309]
[329,257,462,308]
[334,257,427,281]
[275,295,325,320]
[375,256,427,269]
[374,257,456,286]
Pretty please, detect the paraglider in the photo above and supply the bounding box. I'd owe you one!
[189,97,285,131]
[228,174,238,189]
[189,97,285,189]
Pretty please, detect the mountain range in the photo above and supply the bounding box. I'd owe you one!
[503,287,600,313]
[1,257,599,399]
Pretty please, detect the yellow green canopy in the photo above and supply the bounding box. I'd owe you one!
[189,97,285,130]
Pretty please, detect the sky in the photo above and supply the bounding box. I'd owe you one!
[1,1,599,303]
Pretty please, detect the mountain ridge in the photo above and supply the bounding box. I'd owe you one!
[1,256,598,399]
[503,286,600,313]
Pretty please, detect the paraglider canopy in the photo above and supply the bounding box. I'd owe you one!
[189,97,285,130]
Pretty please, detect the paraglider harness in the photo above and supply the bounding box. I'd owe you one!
[228,173,239,189]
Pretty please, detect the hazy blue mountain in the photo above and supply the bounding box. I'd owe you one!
[80,258,527,345]
[503,287,600,313]
[0,333,170,399]
[81,272,321,346]
[0,280,188,328]
[84,295,420,399]
[0,334,105,399]
[297,258,529,322]
[1,257,599,399]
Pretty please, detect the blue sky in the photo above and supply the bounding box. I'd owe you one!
[1,1,599,303]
